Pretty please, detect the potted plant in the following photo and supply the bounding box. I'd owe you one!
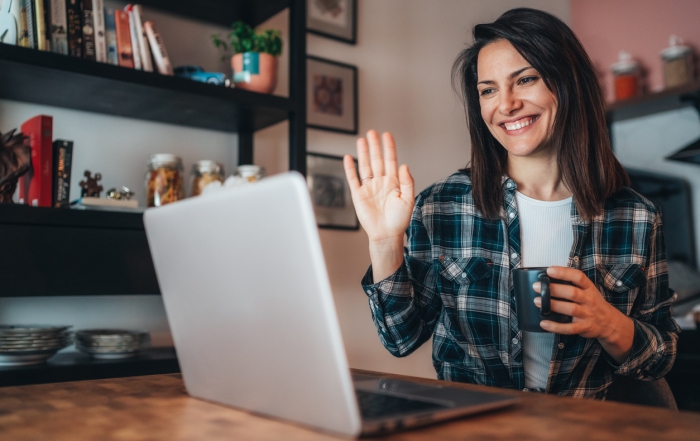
[212,21,283,94]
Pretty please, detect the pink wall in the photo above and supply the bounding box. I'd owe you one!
[571,0,700,102]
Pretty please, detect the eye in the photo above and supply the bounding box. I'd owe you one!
[479,88,495,97]
[518,76,539,85]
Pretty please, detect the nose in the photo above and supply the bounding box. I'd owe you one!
[498,87,522,115]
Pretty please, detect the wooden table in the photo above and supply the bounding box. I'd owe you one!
[1,371,698,441]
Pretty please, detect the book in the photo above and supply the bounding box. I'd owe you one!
[130,4,152,72]
[49,0,67,54]
[65,0,81,57]
[103,8,117,65]
[76,196,138,209]
[114,9,133,68]
[144,21,172,75]
[81,0,95,60]
[124,5,141,70]
[52,140,73,208]
[18,0,30,47]
[25,0,37,49]
[92,0,105,62]
[18,115,53,208]
[34,0,48,50]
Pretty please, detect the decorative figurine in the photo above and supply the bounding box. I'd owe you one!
[0,128,30,203]
[79,170,103,197]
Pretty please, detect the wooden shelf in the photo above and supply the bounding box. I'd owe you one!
[0,347,179,387]
[0,44,294,133]
[0,203,144,230]
[138,0,290,28]
[606,80,700,123]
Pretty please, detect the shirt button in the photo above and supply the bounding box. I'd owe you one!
[615,280,623,287]
[366,290,373,295]
[507,182,514,188]
[511,253,518,260]
[509,212,515,219]
[461,273,467,279]
[558,342,565,350]
[512,338,519,345]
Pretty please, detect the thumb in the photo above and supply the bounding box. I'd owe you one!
[398,164,414,203]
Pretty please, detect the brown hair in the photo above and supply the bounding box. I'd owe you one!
[452,8,628,220]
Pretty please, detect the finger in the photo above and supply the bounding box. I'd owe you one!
[547,266,594,290]
[539,320,578,335]
[367,130,385,177]
[534,297,579,317]
[356,137,372,181]
[343,155,361,191]
[398,164,414,204]
[383,132,398,177]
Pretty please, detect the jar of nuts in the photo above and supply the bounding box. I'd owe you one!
[146,154,185,207]
[189,160,225,197]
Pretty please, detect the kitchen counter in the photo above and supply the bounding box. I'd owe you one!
[0,371,698,441]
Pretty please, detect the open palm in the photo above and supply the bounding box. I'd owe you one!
[344,130,414,243]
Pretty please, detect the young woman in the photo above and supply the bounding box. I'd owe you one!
[343,8,678,399]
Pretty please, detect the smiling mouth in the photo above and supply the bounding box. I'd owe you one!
[501,115,539,131]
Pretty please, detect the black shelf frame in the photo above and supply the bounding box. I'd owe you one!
[0,0,307,297]
[0,347,180,387]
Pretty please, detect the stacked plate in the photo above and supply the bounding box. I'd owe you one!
[0,325,73,366]
[75,329,150,359]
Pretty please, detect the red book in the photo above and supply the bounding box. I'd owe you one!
[115,9,134,68]
[19,115,54,207]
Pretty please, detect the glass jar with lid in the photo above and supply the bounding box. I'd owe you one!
[235,165,265,182]
[611,51,641,101]
[146,153,185,207]
[661,35,693,89]
[189,160,225,197]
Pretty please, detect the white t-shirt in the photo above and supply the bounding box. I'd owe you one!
[514,191,573,390]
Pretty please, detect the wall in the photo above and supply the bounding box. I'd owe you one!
[571,0,700,102]
[570,0,700,269]
[0,1,571,378]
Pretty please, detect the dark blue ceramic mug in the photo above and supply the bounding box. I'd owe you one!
[513,267,573,333]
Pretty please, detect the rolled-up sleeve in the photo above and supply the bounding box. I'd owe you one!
[606,211,680,379]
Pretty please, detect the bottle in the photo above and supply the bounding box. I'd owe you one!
[189,160,224,197]
[611,51,641,101]
[235,165,265,183]
[145,154,184,207]
[661,35,693,89]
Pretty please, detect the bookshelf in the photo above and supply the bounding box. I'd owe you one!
[0,0,307,297]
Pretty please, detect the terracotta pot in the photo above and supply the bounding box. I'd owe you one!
[231,52,278,94]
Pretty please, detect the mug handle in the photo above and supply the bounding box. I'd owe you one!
[539,274,551,316]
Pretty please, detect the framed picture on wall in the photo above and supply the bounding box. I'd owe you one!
[306,152,359,230]
[307,0,357,44]
[307,56,358,134]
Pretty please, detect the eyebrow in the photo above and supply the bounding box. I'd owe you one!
[477,66,534,86]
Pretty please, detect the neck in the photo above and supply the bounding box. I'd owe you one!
[507,151,571,201]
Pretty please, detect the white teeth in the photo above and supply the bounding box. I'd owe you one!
[504,117,536,131]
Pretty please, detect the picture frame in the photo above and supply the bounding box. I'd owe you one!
[307,56,358,135]
[306,0,357,44]
[306,152,359,230]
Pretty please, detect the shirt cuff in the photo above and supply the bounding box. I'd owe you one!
[361,260,410,301]
[604,318,664,378]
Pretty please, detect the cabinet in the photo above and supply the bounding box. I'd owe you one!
[0,0,307,297]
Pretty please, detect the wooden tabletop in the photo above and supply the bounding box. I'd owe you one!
[1,371,698,441]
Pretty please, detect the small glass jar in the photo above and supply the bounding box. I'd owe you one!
[611,51,642,101]
[661,35,693,89]
[146,154,184,207]
[189,160,225,197]
[235,165,265,182]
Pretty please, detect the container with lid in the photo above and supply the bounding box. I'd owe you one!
[661,35,693,89]
[235,165,265,183]
[611,51,642,101]
[189,160,225,197]
[146,154,184,207]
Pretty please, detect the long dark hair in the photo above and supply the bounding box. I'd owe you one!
[452,8,628,220]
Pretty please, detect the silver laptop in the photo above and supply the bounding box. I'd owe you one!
[143,172,518,437]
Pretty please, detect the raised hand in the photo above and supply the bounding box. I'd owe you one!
[344,130,414,281]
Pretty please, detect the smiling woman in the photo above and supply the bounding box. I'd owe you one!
[344,8,679,401]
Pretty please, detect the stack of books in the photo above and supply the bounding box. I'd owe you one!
[14,1,173,75]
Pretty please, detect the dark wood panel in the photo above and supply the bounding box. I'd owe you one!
[0,44,293,133]
[0,223,159,296]
[138,0,290,28]
[0,347,179,387]
[0,204,144,229]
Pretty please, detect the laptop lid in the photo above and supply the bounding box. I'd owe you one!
[144,172,362,436]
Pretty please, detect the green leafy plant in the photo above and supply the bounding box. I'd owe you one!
[212,21,283,60]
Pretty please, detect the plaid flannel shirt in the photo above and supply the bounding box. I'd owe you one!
[361,172,679,399]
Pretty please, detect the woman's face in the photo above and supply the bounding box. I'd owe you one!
[476,39,558,159]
